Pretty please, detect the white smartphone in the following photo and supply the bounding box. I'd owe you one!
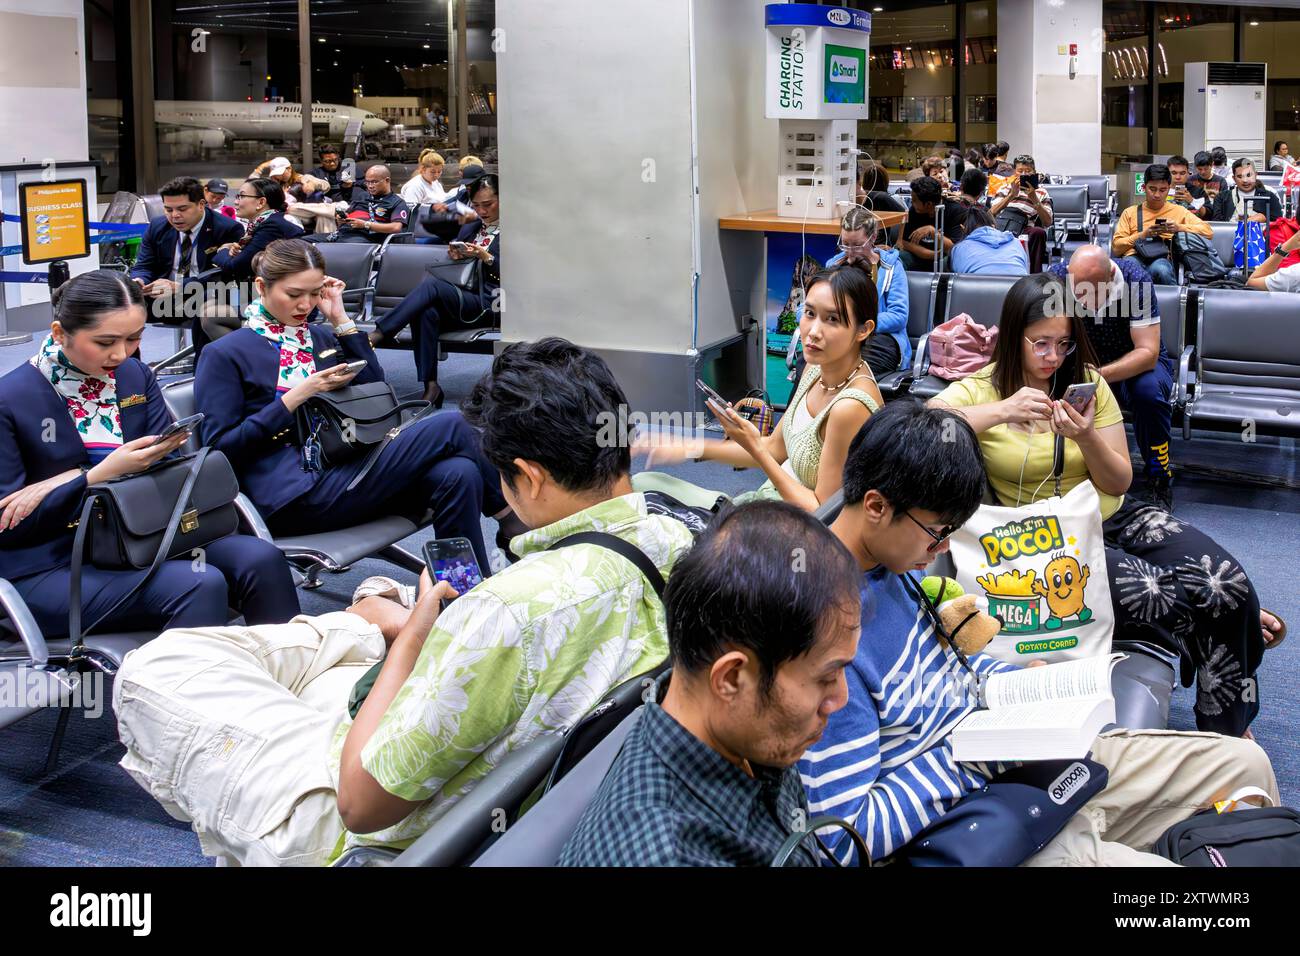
[340,359,368,374]
[695,379,730,410]
[1062,382,1097,414]
[450,241,471,251]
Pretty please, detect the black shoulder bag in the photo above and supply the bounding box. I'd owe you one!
[296,381,431,491]
[70,447,240,653]
[1133,206,1172,262]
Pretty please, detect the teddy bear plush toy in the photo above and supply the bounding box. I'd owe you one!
[918,576,1003,656]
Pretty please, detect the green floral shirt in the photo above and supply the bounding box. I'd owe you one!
[328,492,694,857]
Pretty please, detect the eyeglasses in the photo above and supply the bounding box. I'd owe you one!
[904,511,959,553]
[836,240,872,253]
[1024,336,1076,358]
[236,192,260,200]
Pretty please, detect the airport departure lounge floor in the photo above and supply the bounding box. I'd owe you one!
[0,332,1296,865]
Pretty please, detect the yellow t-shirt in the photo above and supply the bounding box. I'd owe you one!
[935,365,1126,520]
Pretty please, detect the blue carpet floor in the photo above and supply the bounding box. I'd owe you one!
[1,337,1296,866]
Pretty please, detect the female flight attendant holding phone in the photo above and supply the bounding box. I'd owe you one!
[0,271,299,637]
[195,238,510,571]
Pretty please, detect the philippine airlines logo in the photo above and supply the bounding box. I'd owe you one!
[827,9,852,26]
[829,55,859,82]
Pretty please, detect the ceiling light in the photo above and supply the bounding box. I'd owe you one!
[1164,18,1173,24]
[316,37,325,43]
[873,5,883,10]
[1249,20,1260,26]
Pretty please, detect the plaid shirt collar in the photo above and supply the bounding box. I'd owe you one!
[639,681,816,863]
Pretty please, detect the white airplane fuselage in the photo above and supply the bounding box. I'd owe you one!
[88,99,388,142]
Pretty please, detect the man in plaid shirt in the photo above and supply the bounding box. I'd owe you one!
[559,501,862,867]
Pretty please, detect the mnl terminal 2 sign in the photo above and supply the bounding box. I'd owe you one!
[19,180,90,265]
[765,4,870,119]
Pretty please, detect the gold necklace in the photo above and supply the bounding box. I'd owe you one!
[819,359,866,393]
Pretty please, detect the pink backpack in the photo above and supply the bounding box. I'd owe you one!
[927,313,998,381]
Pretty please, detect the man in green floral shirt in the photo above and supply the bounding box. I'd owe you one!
[115,338,695,866]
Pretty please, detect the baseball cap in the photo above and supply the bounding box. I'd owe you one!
[459,163,485,182]
[266,157,292,176]
[205,178,229,195]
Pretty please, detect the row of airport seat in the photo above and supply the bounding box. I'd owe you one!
[881,271,1300,441]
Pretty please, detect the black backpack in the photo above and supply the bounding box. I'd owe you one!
[1175,231,1231,284]
[1153,806,1300,866]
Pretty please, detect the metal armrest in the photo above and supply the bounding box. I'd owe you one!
[1175,345,1195,407]
[911,332,932,380]
[0,578,50,665]
[234,492,275,544]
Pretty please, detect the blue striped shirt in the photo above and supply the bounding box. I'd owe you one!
[800,566,1015,864]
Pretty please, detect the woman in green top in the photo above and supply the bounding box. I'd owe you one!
[930,273,1283,737]
[636,263,883,512]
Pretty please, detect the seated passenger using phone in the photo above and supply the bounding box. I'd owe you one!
[1111,164,1213,285]
[195,238,509,573]
[989,154,1053,272]
[928,274,1283,739]
[0,271,299,640]
[115,338,697,866]
[635,263,883,514]
[368,175,501,407]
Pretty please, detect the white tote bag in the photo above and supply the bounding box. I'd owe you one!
[948,479,1114,665]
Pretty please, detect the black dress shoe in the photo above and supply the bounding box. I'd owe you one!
[421,382,445,409]
[1140,476,1174,513]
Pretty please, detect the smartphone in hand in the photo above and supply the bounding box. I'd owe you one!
[149,413,204,447]
[422,537,484,599]
[696,379,730,411]
[1062,382,1097,414]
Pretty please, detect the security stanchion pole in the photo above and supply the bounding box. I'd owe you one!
[933,201,946,274]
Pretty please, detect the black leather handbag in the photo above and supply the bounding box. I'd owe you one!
[296,381,432,490]
[425,256,493,326]
[70,447,239,649]
[296,381,430,466]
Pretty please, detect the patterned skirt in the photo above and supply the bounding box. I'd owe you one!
[1102,497,1264,736]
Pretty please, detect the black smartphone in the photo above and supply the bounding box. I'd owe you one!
[422,537,484,598]
[150,413,204,447]
[1020,173,1040,190]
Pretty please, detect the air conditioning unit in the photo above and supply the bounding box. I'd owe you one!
[1184,62,1267,167]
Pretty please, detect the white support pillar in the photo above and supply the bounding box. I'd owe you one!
[997,0,1103,175]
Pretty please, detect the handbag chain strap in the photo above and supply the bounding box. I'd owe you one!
[68,447,211,657]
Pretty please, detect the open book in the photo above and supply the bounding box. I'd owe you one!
[950,654,1125,763]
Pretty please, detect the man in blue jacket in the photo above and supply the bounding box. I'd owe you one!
[130,177,244,354]
[788,206,910,401]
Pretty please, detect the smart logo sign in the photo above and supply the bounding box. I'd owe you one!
[824,44,866,104]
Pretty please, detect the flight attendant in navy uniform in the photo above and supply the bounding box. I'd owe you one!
[194,238,510,572]
[0,272,300,638]
[212,178,305,282]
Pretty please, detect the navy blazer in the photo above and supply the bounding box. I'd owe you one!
[129,209,245,286]
[0,360,175,581]
[195,323,383,516]
[456,221,501,290]
[211,211,305,281]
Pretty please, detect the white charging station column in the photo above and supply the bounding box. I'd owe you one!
[764,4,871,219]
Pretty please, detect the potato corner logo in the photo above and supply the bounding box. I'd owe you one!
[975,516,1093,650]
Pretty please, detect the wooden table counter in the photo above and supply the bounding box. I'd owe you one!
[719,209,907,235]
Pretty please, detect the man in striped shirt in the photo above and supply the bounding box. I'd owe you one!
[802,401,1280,866]
[800,401,1008,865]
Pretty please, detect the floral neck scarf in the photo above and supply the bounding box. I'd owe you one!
[244,300,315,392]
[30,334,123,460]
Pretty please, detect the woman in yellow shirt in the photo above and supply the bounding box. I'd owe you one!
[930,273,1281,737]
